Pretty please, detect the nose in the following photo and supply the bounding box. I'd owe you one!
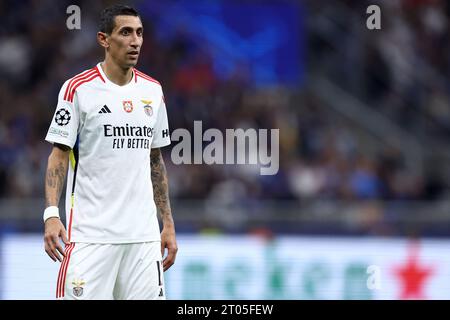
[130,41,138,49]
[130,32,141,49]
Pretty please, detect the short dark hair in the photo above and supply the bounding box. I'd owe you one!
[99,4,140,34]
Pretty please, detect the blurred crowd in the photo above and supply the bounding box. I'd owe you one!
[309,0,450,139]
[0,0,448,211]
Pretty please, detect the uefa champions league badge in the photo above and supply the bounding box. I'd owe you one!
[141,99,153,117]
[122,100,134,113]
[72,278,85,297]
[55,108,71,126]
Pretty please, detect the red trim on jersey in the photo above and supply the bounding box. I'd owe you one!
[135,70,160,85]
[67,73,100,102]
[56,245,67,298]
[95,65,105,83]
[60,243,75,298]
[57,243,74,298]
[56,243,75,299]
[134,69,161,86]
[56,243,68,298]
[68,207,74,241]
[64,68,96,101]
[64,68,95,100]
[64,69,97,102]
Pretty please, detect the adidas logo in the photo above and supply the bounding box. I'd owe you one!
[98,105,111,114]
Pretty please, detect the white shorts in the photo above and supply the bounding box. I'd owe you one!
[56,241,165,300]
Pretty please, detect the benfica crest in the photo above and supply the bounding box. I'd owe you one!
[123,100,133,113]
[72,278,85,297]
[141,99,153,117]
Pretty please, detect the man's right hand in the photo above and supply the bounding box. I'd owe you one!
[44,217,70,262]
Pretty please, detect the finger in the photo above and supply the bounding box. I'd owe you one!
[44,236,58,262]
[45,244,58,262]
[51,246,62,262]
[163,247,177,271]
[163,257,173,271]
[45,243,57,262]
[50,235,63,262]
[55,242,66,258]
[46,250,57,262]
[61,228,70,245]
[161,241,165,258]
[52,234,65,257]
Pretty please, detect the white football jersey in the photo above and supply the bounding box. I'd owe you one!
[45,63,171,243]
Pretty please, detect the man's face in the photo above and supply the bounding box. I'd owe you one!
[106,15,143,68]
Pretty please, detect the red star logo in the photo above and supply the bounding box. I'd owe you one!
[392,241,434,300]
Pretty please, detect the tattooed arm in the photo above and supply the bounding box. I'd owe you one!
[151,148,178,271]
[45,144,70,207]
[44,143,70,262]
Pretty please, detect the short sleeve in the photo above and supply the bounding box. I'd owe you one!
[151,95,171,149]
[45,80,79,148]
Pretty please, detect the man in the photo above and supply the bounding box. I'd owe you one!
[43,4,177,300]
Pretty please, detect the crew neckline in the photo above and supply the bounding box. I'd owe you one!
[97,62,135,89]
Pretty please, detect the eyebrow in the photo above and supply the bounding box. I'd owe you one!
[118,26,143,32]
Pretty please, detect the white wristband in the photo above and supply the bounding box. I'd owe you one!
[43,206,60,223]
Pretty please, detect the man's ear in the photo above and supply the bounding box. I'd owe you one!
[97,32,109,48]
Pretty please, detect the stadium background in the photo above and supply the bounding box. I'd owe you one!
[1,0,450,299]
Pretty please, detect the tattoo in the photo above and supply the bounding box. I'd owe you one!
[45,160,67,207]
[150,148,173,223]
